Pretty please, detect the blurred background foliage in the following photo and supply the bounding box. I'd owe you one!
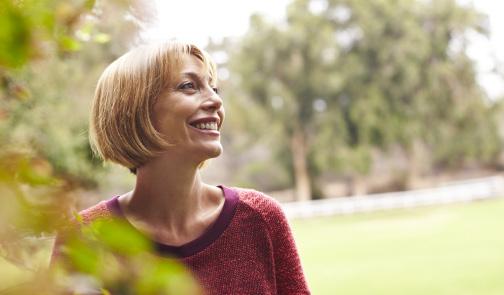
[211,0,503,201]
[1,0,196,293]
[1,0,503,293]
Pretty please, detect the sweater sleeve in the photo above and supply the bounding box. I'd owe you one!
[257,192,311,295]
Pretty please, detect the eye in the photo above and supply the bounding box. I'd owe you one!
[179,82,196,91]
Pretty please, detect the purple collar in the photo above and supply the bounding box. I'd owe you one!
[105,185,239,258]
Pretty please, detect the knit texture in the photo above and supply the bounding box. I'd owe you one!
[52,187,310,295]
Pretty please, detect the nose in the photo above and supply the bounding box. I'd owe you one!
[202,88,223,112]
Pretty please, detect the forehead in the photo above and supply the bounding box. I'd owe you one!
[176,54,214,83]
[179,55,206,74]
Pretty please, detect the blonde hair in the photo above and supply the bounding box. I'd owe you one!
[89,41,217,171]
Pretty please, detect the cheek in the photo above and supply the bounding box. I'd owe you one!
[159,116,185,135]
[152,98,195,138]
[152,109,175,135]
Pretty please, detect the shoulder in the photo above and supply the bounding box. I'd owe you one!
[233,187,282,209]
[231,187,286,224]
[54,199,116,244]
[78,198,116,224]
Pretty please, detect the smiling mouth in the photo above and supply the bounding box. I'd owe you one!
[188,117,221,132]
[190,121,219,131]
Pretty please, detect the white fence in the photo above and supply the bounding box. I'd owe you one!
[282,175,504,219]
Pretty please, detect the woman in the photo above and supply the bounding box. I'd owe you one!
[54,41,310,294]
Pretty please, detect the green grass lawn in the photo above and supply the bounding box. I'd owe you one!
[3,198,503,293]
[291,198,504,295]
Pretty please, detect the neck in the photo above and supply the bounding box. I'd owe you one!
[123,154,217,232]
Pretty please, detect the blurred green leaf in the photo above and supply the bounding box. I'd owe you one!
[0,0,32,68]
[93,33,111,44]
[135,256,201,295]
[15,157,57,186]
[58,35,82,52]
[88,219,152,255]
[62,236,101,274]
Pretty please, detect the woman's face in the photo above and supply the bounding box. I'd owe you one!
[152,54,225,163]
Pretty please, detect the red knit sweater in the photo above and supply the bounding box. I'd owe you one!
[53,186,310,295]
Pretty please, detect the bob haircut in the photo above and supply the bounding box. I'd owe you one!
[89,41,218,171]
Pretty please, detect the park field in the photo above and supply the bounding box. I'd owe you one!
[291,198,504,295]
[2,198,503,293]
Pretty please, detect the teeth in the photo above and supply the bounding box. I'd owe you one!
[194,122,218,130]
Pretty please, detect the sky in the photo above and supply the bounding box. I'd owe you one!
[464,1,504,99]
[145,0,504,100]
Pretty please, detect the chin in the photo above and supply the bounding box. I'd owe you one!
[206,145,223,159]
[194,144,223,161]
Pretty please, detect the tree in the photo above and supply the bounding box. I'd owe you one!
[229,0,501,200]
[325,0,500,183]
[230,6,340,201]
[0,0,151,188]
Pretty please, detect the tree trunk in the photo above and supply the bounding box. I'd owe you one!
[345,174,367,196]
[406,140,427,189]
[290,128,311,202]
